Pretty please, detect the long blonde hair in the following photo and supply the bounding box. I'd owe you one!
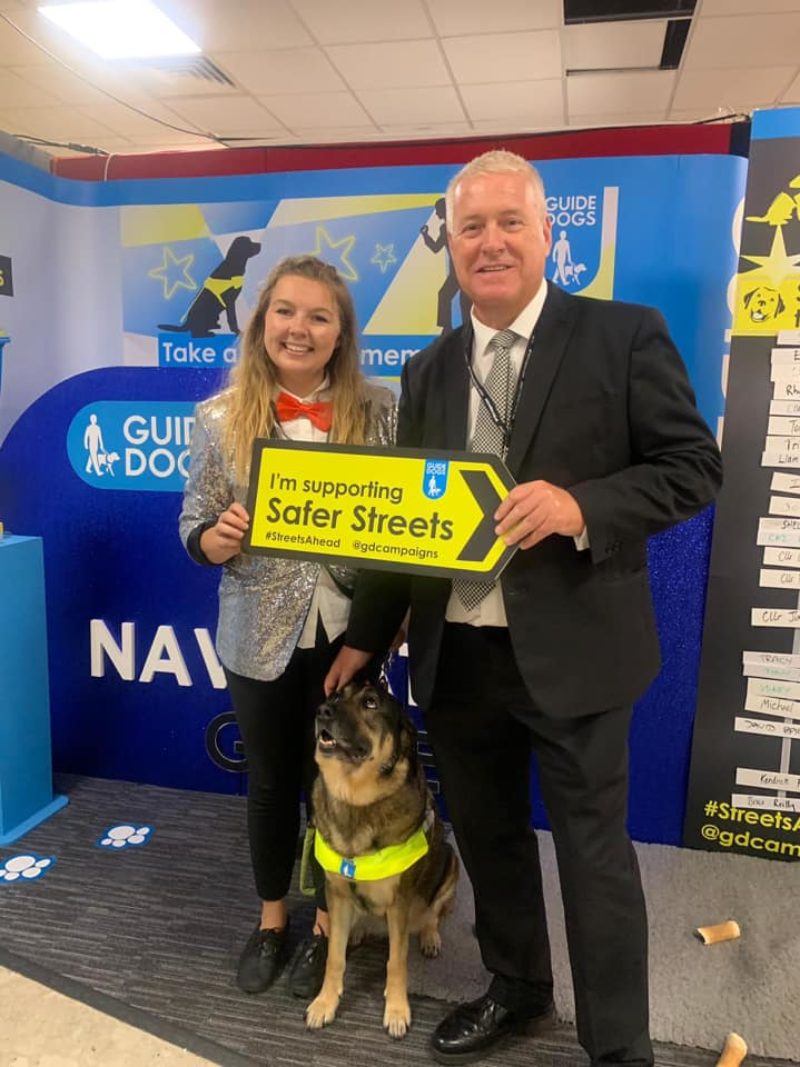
[222,255,368,483]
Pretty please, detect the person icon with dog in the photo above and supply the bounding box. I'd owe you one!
[83,414,107,477]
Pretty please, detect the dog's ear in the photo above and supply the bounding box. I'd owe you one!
[399,714,419,779]
[777,294,786,315]
[744,288,755,307]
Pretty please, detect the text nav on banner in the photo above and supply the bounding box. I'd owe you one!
[244,441,517,580]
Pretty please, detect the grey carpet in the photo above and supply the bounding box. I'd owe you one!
[0,775,793,1067]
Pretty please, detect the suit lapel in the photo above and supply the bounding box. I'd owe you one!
[440,328,470,450]
[505,283,579,474]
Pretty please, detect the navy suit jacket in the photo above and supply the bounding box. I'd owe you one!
[347,282,722,718]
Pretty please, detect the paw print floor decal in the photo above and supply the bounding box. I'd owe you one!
[97,824,153,849]
[0,854,55,883]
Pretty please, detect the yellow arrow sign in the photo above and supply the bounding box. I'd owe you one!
[244,441,517,580]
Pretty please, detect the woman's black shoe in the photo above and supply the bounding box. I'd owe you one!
[236,922,290,994]
[289,932,328,999]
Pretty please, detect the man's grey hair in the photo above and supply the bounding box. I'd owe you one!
[444,150,547,229]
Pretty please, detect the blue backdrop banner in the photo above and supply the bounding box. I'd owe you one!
[0,150,745,843]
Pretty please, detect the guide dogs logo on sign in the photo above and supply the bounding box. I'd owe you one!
[67,401,197,492]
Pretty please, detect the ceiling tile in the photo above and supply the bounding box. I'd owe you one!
[376,122,473,138]
[667,106,733,121]
[290,0,431,44]
[8,64,113,106]
[356,85,465,125]
[673,66,796,110]
[0,16,56,64]
[0,68,62,107]
[461,80,564,124]
[289,126,390,143]
[326,39,450,90]
[3,105,118,141]
[427,0,561,36]
[567,70,676,117]
[683,14,800,69]
[165,95,288,134]
[166,0,313,51]
[568,111,669,128]
[217,47,345,94]
[700,0,800,13]
[564,20,666,72]
[782,72,800,102]
[259,90,372,127]
[77,100,201,136]
[443,30,561,85]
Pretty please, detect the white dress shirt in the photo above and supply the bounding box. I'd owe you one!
[445,282,588,628]
[273,377,351,650]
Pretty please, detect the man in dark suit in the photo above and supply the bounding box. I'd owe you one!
[325,150,722,1066]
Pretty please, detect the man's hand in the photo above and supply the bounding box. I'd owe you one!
[324,646,373,696]
[200,502,250,564]
[494,480,585,550]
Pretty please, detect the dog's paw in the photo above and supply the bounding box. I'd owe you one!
[305,992,339,1030]
[383,997,411,1039]
[418,928,442,958]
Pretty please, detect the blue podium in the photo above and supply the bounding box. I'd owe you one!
[0,535,67,845]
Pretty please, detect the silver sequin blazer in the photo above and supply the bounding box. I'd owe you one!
[179,383,397,681]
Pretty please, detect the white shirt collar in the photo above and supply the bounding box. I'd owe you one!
[470,280,548,360]
[279,374,331,402]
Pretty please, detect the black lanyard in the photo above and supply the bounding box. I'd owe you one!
[463,323,536,457]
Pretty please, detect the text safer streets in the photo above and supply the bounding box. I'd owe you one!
[244,441,517,581]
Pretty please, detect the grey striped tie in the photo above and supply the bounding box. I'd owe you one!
[454,329,516,611]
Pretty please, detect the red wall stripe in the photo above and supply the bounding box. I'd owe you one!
[51,122,739,182]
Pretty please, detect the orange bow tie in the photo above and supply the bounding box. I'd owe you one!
[275,391,333,432]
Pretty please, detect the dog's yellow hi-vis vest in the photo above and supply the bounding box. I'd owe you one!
[203,275,244,305]
[314,812,432,881]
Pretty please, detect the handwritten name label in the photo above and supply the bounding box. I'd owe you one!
[771,347,800,364]
[736,716,800,739]
[743,649,800,668]
[756,518,800,546]
[760,567,800,588]
[743,662,800,683]
[747,676,800,702]
[768,418,800,437]
[743,689,800,719]
[736,767,800,792]
[751,607,800,628]
[763,546,800,566]
[731,793,800,812]
[762,451,800,469]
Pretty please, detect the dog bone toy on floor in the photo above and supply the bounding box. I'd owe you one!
[694,920,741,945]
[716,1031,747,1067]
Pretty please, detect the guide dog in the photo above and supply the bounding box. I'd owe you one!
[158,234,261,337]
[305,682,458,1039]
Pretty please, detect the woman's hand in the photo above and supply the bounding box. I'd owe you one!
[200,502,250,564]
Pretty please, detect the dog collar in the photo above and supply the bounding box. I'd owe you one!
[314,811,432,882]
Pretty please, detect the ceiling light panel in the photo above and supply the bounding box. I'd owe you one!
[38,0,201,60]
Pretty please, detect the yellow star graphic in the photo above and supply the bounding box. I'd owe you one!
[148,247,197,301]
[741,227,800,288]
[309,226,358,282]
[371,243,397,274]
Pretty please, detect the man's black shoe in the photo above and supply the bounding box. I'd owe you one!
[430,993,555,1064]
[289,932,328,999]
[236,922,290,994]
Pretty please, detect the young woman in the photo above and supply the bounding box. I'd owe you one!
[179,255,396,999]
